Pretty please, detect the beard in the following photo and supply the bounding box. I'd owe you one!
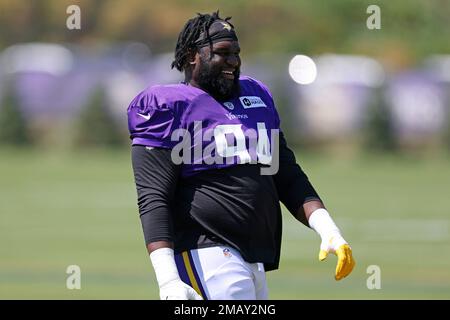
[196,56,240,101]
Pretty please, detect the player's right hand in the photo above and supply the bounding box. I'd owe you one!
[160,279,203,300]
[150,247,204,300]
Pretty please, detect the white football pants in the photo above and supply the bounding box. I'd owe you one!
[174,245,269,300]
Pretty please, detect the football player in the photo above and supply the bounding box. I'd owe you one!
[128,11,355,300]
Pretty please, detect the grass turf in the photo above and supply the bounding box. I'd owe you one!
[0,148,449,299]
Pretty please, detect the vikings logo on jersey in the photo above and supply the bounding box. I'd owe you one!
[128,76,280,177]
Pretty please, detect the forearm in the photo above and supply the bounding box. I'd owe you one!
[147,242,202,299]
[147,240,173,254]
[303,202,343,240]
[307,205,355,280]
[132,146,203,299]
[295,199,325,226]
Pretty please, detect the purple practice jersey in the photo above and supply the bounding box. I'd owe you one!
[127,76,280,177]
[128,76,322,271]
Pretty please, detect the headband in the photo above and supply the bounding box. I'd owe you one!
[194,20,238,48]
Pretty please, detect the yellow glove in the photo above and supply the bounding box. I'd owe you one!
[308,208,355,281]
[319,236,355,281]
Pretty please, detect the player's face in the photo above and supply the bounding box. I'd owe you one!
[193,40,241,101]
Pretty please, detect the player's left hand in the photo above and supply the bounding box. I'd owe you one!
[318,235,355,281]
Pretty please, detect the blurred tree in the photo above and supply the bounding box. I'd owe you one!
[0,82,31,146]
[363,85,397,152]
[73,86,125,148]
[1,0,449,64]
[445,99,450,151]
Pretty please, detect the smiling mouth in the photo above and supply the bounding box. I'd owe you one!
[221,70,235,79]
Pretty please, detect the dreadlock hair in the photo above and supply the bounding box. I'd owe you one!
[171,10,234,72]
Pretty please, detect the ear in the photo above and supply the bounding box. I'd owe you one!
[187,48,199,65]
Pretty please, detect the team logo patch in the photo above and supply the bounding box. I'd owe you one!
[223,248,232,258]
[223,102,234,110]
[221,22,232,31]
[239,96,267,109]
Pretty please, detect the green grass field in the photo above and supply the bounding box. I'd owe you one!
[1,147,449,299]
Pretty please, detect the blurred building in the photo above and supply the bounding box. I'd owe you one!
[289,54,384,144]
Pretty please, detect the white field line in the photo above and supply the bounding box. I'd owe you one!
[355,219,450,242]
[284,218,450,242]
